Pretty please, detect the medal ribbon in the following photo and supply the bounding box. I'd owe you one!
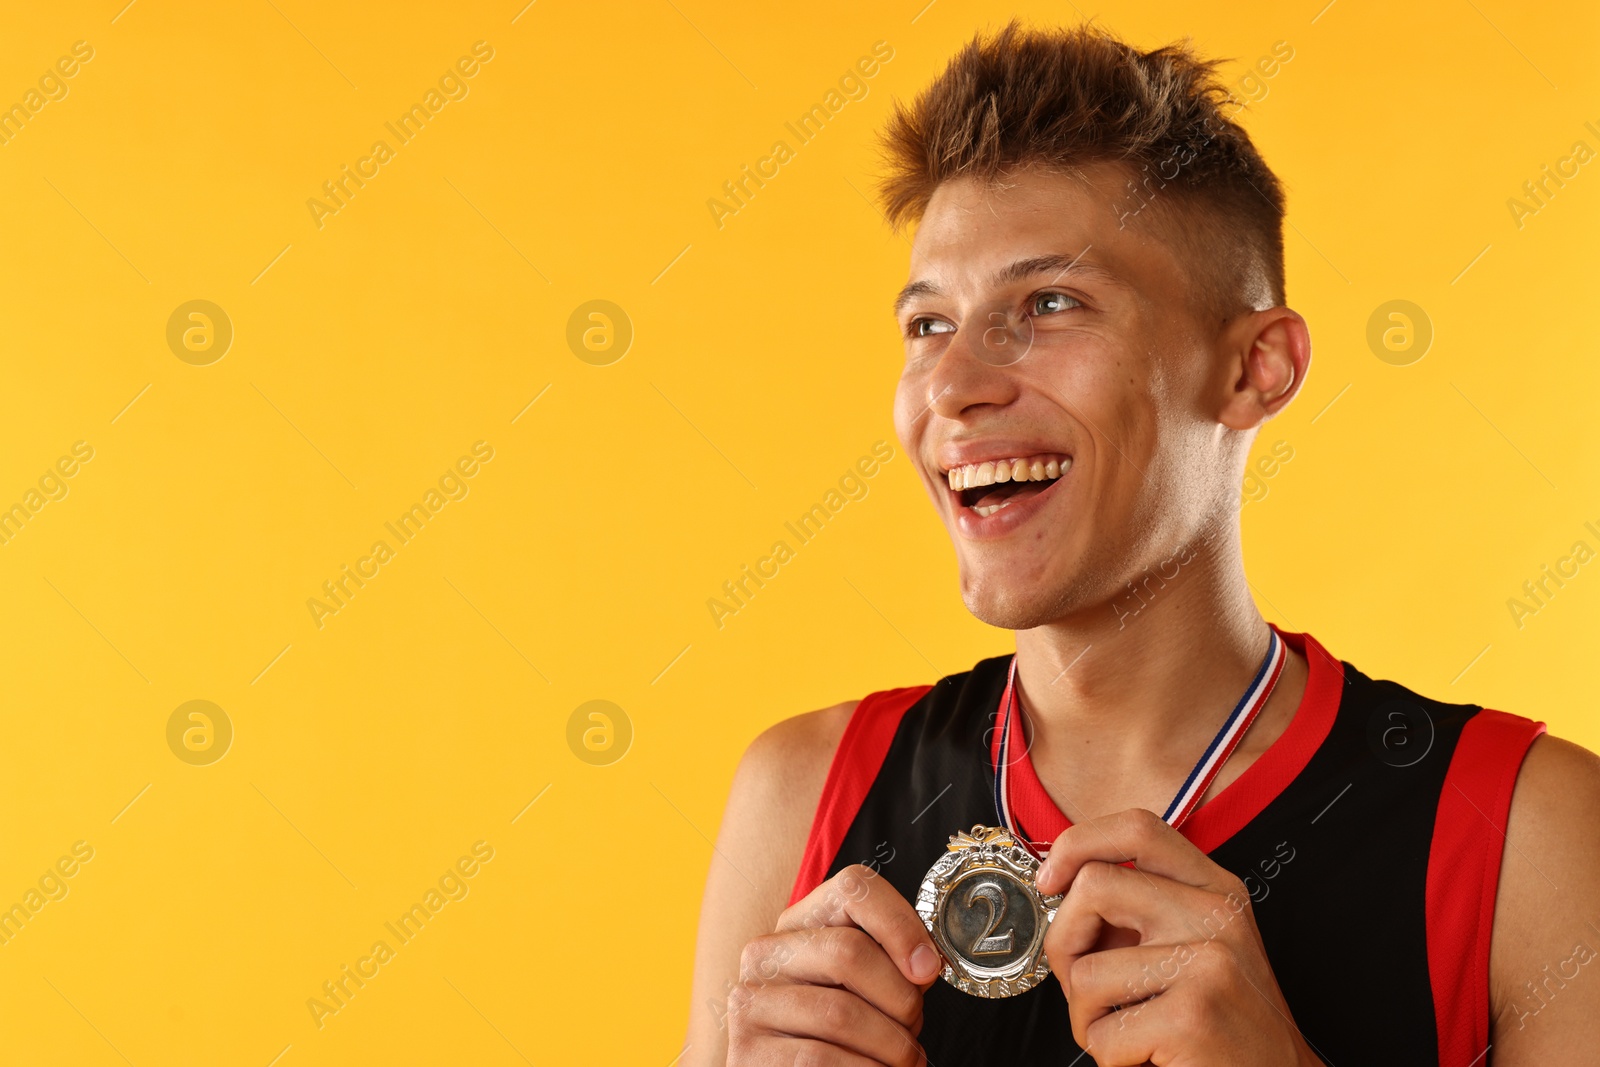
[992,627,1286,855]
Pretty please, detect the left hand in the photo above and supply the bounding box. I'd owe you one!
[1034,808,1320,1067]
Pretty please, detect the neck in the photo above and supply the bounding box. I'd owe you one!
[1012,521,1280,777]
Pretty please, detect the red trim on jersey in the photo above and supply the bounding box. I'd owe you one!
[788,685,933,906]
[993,627,1345,855]
[1427,708,1545,1067]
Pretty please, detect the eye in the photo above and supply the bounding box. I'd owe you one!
[1032,291,1082,316]
[909,317,955,338]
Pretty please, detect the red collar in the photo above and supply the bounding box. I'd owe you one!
[987,626,1343,854]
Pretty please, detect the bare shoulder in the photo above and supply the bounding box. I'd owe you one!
[1500,732,1600,839]
[713,700,857,897]
[736,699,856,803]
[682,699,858,1067]
[1489,732,1600,1061]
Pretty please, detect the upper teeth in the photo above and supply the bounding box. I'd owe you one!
[945,455,1070,491]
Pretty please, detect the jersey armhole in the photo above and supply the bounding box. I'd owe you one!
[1426,707,1547,1067]
[787,684,932,907]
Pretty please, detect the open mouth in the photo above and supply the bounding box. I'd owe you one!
[944,454,1071,517]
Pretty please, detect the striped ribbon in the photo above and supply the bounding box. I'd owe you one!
[992,627,1286,855]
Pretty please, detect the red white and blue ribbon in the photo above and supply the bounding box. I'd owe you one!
[992,627,1286,855]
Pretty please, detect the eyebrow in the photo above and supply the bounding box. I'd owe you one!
[891,250,1122,317]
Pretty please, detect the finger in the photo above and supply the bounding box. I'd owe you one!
[1079,983,1190,1067]
[743,926,925,1030]
[743,984,925,1067]
[1059,941,1204,1048]
[1036,808,1234,897]
[744,1037,891,1067]
[777,864,944,987]
[1044,862,1246,981]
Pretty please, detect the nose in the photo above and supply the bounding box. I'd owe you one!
[926,310,1030,419]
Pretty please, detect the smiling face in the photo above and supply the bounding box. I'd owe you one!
[892,162,1258,630]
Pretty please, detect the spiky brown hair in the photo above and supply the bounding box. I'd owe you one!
[877,20,1287,314]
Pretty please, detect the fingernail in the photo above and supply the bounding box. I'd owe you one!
[910,944,939,981]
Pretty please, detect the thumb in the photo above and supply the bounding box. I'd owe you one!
[908,941,944,988]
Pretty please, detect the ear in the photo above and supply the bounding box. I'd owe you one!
[1217,307,1311,431]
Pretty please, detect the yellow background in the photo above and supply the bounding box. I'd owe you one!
[0,0,1595,1063]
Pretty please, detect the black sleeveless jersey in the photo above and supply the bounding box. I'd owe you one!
[789,627,1544,1066]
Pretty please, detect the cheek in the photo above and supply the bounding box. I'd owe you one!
[892,368,927,439]
[1140,346,1211,450]
[1063,368,1166,507]
[1029,345,1143,439]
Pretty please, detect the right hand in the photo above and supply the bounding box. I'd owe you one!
[725,863,942,1065]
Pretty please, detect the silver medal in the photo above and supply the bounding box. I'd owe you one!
[916,825,1061,998]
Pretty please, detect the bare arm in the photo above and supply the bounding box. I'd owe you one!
[683,701,856,1067]
[1489,733,1600,1063]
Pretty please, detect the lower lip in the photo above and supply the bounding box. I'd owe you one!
[950,470,1068,540]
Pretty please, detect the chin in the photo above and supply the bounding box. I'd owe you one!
[958,569,1076,630]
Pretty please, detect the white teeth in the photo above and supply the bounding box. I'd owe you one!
[941,454,1071,496]
[972,499,1016,517]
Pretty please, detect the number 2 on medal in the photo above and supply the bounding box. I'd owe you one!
[965,881,1015,956]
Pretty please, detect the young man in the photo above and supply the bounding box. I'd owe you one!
[686,22,1600,1066]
